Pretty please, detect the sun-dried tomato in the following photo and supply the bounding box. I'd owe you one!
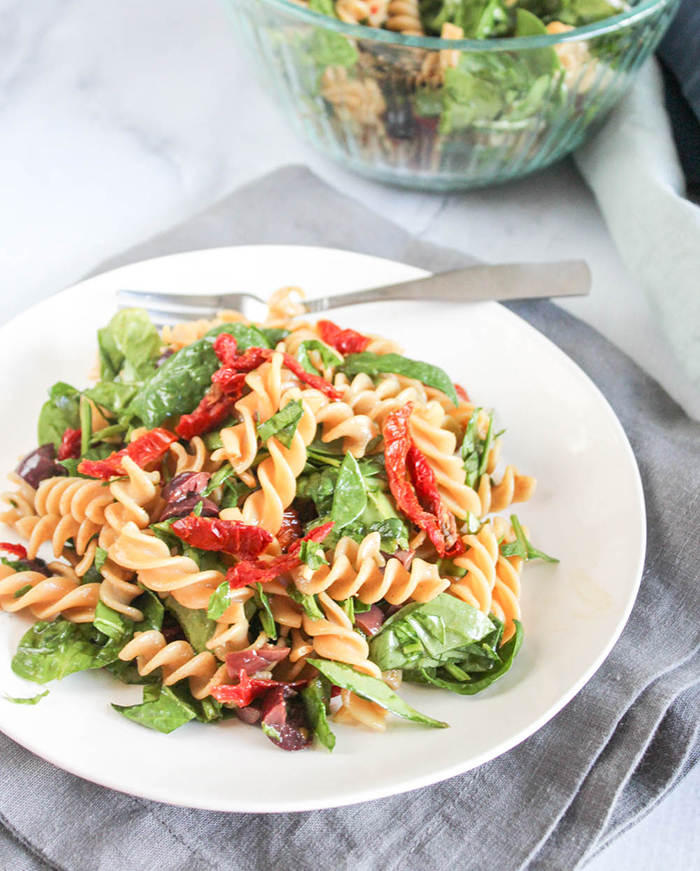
[226,521,334,589]
[210,669,306,707]
[175,381,245,440]
[171,516,273,559]
[317,320,371,355]
[406,445,463,557]
[0,542,28,560]
[213,332,239,367]
[78,428,177,480]
[454,383,470,402]
[213,346,342,401]
[383,403,463,558]
[57,428,82,461]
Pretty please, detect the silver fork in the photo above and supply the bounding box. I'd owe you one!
[116,260,590,324]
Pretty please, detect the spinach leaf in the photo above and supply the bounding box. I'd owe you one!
[164,597,216,654]
[203,322,273,350]
[112,684,197,733]
[301,675,336,752]
[514,8,560,76]
[309,659,448,729]
[12,620,122,684]
[150,517,180,550]
[558,0,622,26]
[257,327,289,345]
[298,539,328,570]
[93,601,134,643]
[97,308,161,383]
[461,408,495,489]
[4,690,49,705]
[331,453,367,530]
[340,352,458,406]
[207,580,231,621]
[257,400,304,448]
[95,546,109,572]
[37,382,81,449]
[369,594,495,671]
[127,336,220,428]
[288,589,325,621]
[137,588,165,631]
[500,515,559,563]
[84,382,137,416]
[430,0,508,38]
[297,339,342,375]
[254,583,277,639]
[407,621,523,695]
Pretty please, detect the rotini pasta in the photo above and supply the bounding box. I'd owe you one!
[1,288,554,751]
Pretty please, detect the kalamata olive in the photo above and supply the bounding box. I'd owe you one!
[383,91,417,141]
[16,444,66,489]
[161,471,210,502]
[355,604,385,637]
[226,647,290,679]
[159,493,219,522]
[159,471,218,521]
[277,508,302,552]
[261,686,312,752]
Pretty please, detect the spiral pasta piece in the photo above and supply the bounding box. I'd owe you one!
[302,592,382,677]
[320,67,387,127]
[477,465,537,516]
[229,386,320,534]
[215,353,285,476]
[108,521,225,611]
[118,630,229,699]
[293,532,449,605]
[386,0,423,34]
[0,561,100,623]
[410,401,483,519]
[168,436,223,476]
[335,0,388,27]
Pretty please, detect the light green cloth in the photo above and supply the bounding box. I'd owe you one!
[576,61,700,396]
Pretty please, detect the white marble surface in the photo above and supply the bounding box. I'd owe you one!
[2,0,699,865]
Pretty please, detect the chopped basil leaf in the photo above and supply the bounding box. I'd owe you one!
[254,583,277,640]
[298,539,328,570]
[164,597,216,654]
[461,408,495,489]
[13,584,33,599]
[93,601,134,643]
[257,400,304,448]
[500,515,559,563]
[207,580,231,621]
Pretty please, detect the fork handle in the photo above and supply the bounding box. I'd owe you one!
[303,261,590,312]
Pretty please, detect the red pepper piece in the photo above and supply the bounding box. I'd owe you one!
[0,542,28,560]
[210,669,306,707]
[57,428,82,461]
[227,521,334,589]
[383,404,463,558]
[407,446,463,557]
[317,320,371,355]
[454,383,470,402]
[171,516,273,559]
[78,428,177,480]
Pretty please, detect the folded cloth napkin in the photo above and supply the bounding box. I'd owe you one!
[575,60,700,397]
[1,167,699,871]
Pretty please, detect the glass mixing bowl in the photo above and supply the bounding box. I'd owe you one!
[221,0,680,190]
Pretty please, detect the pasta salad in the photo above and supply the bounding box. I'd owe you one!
[1,288,556,751]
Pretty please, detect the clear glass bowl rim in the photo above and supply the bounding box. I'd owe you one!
[240,0,676,49]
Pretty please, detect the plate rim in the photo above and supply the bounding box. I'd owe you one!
[0,244,646,812]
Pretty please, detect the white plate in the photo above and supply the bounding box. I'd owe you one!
[0,245,645,812]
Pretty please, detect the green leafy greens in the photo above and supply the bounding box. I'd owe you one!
[257,400,304,448]
[500,515,559,563]
[340,352,459,406]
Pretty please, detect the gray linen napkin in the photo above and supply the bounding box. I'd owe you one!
[1,167,699,871]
